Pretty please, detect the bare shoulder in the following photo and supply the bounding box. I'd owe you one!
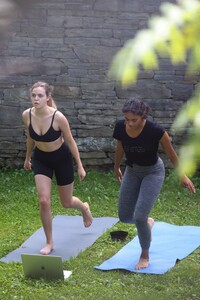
[55,110,68,123]
[55,110,64,117]
[54,110,71,133]
[22,108,30,123]
[22,108,30,117]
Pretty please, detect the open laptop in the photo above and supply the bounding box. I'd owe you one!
[21,254,72,281]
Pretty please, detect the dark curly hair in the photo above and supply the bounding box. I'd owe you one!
[122,96,151,119]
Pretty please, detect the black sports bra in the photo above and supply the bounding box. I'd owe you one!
[28,108,62,142]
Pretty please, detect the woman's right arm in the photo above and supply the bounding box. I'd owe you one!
[22,110,35,170]
[114,140,124,183]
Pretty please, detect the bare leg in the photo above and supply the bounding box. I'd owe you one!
[58,183,93,227]
[135,217,154,270]
[35,175,54,255]
[80,201,92,227]
[39,205,54,255]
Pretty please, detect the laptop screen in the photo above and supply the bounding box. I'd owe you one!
[21,254,65,280]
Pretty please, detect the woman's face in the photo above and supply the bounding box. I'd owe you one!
[30,86,49,109]
[124,112,144,130]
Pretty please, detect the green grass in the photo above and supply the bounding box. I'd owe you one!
[0,169,199,300]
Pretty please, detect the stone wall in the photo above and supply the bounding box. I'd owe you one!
[0,0,198,169]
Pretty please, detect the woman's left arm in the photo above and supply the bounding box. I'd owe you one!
[58,112,86,181]
[160,132,195,193]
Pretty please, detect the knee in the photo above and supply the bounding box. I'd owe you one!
[39,195,50,209]
[134,215,147,226]
[118,211,132,224]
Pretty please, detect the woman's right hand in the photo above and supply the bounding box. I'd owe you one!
[114,166,122,183]
[24,159,32,171]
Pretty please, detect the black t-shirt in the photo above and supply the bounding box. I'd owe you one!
[113,119,165,166]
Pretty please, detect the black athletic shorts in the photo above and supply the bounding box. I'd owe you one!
[32,143,74,185]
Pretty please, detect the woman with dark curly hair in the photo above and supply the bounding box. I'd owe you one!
[113,96,195,270]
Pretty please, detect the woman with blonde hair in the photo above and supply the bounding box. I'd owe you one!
[22,81,92,255]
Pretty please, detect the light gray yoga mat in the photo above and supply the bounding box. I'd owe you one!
[0,215,118,263]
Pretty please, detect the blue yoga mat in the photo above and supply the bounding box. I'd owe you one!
[0,215,118,263]
[95,222,200,274]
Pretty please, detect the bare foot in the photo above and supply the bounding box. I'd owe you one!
[135,257,149,270]
[134,219,154,270]
[40,243,53,255]
[148,217,154,241]
[82,202,93,227]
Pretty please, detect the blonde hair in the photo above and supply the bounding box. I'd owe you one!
[30,81,57,109]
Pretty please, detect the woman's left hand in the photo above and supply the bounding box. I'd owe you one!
[77,165,86,181]
[181,175,196,193]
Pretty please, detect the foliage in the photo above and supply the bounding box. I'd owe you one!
[0,169,200,300]
[108,0,200,176]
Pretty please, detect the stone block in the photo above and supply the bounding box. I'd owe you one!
[166,83,194,100]
[115,79,172,99]
[54,85,81,97]
[76,137,115,152]
[77,126,113,137]
[65,28,112,38]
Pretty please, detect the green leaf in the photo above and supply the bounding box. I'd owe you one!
[172,108,189,131]
[168,26,186,63]
[178,144,197,176]
[141,50,159,70]
[161,2,184,26]
[121,66,138,87]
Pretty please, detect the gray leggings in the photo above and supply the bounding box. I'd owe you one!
[118,158,165,250]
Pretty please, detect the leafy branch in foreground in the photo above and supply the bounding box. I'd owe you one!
[108,0,200,176]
